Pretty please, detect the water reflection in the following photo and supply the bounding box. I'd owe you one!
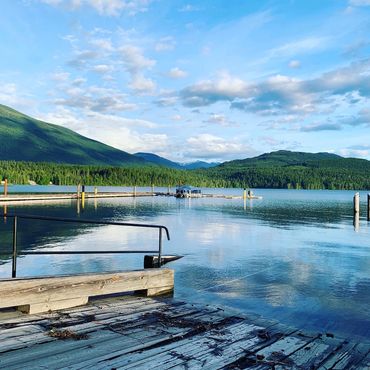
[0,188,369,340]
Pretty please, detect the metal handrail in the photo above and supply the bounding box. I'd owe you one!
[1,213,170,278]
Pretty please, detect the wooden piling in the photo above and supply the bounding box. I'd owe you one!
[243,188,247,200]
[94,187,98,196]
[151,184,154,195]
[134,185,137,197]
[81,185,85,209]
[4,178,8,197]
[354,211,360,231]
[367,193,370,221]
[354,192,360,214]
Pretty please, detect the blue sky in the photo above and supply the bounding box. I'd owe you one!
[1,0,370,162]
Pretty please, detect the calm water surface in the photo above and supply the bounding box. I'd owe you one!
[0,186,369,340]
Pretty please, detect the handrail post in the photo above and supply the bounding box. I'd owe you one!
[158,227,162,267]
[12,216,17,278]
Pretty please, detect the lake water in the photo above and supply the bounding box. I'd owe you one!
[0,186,369,341]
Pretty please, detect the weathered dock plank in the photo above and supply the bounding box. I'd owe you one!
[0,269,174,313]
[0,295,368,370]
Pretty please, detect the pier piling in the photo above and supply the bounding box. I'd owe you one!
[368,193,370,221]
[4,178,8,197]
[353,192,360,214]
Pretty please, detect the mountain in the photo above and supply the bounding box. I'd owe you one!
[202,150,370,189]
[134,152,220,170]
[217,150,370,170]
[0,104,146,166]
[218,150,344,168]
[134,152,182,169]
[182,161,220,170]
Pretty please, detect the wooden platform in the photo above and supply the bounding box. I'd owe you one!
[0,269,174,314]
[0,295,368,369]
[0,192,262,203]
[0,192,155,203]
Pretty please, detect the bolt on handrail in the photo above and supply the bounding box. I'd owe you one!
[1,213,170,278]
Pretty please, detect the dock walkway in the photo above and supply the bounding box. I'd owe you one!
[0,192,154,203]
[0,295,368,369]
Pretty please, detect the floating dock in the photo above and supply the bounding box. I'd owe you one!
[0,192,154,203]
[0,191,262,203]
[0,295,369,369]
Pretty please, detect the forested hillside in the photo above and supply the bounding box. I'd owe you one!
[0,104,146,166]
[0,161,222,187]
[199,150,370,189]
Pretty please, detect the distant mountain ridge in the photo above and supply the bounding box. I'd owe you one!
[0,104,147,166]
[217,150,368,170]
[134,152,220,170]
[203,150,370,189]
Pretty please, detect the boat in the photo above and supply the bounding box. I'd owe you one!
[175,185,202,198]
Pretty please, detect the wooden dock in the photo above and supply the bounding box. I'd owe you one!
[0,295,368,369]
[0,191,262,203]
[0,192,155,203]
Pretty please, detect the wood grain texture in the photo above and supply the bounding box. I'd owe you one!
[0,295,368,370]
[0,269,174,313]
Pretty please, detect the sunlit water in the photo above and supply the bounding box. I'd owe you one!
[0,186,369,340]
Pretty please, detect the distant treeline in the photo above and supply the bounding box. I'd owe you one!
[0,161,222,187]
[201,166,370,190]
[1,160,370,190]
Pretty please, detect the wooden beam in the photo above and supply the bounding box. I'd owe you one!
[0,269,174,314]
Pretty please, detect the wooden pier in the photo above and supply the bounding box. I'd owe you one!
[0,191,262,204]
[0,295,368,369]
[0,192,155,203]
[0,284,370,370]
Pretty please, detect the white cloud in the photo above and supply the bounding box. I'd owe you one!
[155,37,176,52]
[39,108,163,153]
[51,72,70,81]
[184,134,253,160]
[267,37,329,60]
[53,85,137,112]
[171,114,182,121]
[0,83,34,111]
[154,96,178,107]
[67,49,100,68]
[288,60,301,68]
[338,148,370,158]
[181,72,249,106]
[349,0,370,6]
[119,45,156,73]
[117,45,157,93]
[181,59,370,119]
[89,38,114,51]
[167,67,187,79]
[178,4,200,12]
[128,74,156,94]
[204,113,233,126]
[92,64,114,74]
[40,0,152,16]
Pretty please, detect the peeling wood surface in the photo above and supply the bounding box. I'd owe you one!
[0,296,369,370]
[0,269,174,313]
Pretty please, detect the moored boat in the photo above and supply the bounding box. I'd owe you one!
[175,185,202,198]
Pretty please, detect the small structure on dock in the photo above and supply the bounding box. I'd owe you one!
[175,185,202,198]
